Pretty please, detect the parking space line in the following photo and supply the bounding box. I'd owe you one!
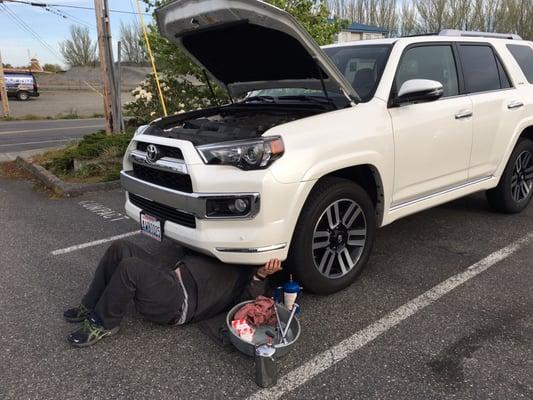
[50,231,140,256]
[247,233,533,400]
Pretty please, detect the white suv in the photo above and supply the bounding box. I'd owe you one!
[122,0,533,294]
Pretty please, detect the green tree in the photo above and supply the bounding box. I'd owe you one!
[124,0,344,122]
[43,63,62,73]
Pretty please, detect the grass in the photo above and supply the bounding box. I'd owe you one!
[35,130,134,184]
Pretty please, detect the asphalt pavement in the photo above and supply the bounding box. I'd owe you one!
[0,172,532,400]
[0,118,104,160]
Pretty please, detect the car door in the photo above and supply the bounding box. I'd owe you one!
[458,43,527,180]
[388,43,473,206]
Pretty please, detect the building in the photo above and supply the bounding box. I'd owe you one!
[337,22,389,42]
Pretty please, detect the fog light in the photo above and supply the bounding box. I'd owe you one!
[206,197,252,218]
[232,198,249,213]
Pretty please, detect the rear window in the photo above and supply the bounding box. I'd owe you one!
[506,44,533,83]
[459,45,510,93]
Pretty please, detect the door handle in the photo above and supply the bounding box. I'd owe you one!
[455,110,473,119]
[507,101,524,110]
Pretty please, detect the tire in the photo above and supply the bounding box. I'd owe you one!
[486,138,533,214]
[287,177,376,295]
[17,91,30,101]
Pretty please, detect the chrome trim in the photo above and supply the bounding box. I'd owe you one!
[389,176,493,212]
[507,101,524,110]
[121,170,260,219]
[129,150,188,175]
[216,243,287,253]
[455,110,473,119]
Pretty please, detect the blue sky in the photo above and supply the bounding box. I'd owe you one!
[0,0,153,68]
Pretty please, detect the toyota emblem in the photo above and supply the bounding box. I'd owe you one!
[146,144,160,163]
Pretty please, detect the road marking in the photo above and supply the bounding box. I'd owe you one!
[0,124,102,136]
[78,200,130,222]
[51,231,140,256]
[0,139,73,147]
[247,233,533,400]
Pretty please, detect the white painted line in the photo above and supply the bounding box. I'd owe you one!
[0,139,72,147]
[51,231,140,256]
[0,124,102,136]
[247,233,533,400]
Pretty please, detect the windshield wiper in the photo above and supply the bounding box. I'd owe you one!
[280,95,336,107]
[241,95,277,104]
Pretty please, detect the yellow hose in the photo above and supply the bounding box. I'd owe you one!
[135,0,168,116]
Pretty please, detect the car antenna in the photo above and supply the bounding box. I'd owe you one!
[202,69,220,107]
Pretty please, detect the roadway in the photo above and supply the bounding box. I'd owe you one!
[0,118,104,160]
[0,171,531,399]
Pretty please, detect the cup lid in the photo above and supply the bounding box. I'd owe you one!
[256,344,276,357]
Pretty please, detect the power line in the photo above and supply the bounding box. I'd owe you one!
[1,3,60,58]
[1,3,63,62]
[47,6,96,30]
[3,0,152,16]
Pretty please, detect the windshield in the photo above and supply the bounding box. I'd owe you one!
[245,44,392,105]
[323,44,392,102]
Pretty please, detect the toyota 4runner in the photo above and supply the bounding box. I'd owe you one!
[121,0,533,294]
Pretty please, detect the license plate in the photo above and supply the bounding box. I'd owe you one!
[140,212,163,242]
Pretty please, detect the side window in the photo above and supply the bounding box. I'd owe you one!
[395,45,459,97]
[496,57,512,88]
[459,45,507,93]
[506,44,533,83]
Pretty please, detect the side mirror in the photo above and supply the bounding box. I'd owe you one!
[393,79,444,106]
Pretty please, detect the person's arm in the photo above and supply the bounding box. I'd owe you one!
[239,259,283,301]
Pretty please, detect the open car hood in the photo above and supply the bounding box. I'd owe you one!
[155,0,360,103]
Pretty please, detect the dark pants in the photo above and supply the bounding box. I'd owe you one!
[81,240,184,329]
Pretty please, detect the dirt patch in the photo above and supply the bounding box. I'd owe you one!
[0,161,31,179]
[0,161,56,197]
[8,90,134,119]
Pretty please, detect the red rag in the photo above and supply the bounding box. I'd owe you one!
[234,296,276,326]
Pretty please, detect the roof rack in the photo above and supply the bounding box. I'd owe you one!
[401,32,438,38]
[439,29,522,40]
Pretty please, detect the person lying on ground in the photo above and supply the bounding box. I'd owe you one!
[64,239,282,348]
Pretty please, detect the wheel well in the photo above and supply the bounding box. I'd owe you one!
[520,126,533,142]
[321,165,384,226]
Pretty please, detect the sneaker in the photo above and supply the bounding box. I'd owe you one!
[63,304,91,323]
[67,318,120,348]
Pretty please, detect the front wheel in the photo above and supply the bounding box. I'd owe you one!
[17,91,30,101]
[287,178,376,295]
[486,138,533,214]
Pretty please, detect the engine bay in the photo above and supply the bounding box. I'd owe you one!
[144,104,326,146]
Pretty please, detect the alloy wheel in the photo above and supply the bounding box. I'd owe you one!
[312,199,367,279]
[511,150,533,202]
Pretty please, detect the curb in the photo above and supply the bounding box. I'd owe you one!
[15,156,121,197]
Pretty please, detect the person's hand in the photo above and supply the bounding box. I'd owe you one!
[256,259,282,279]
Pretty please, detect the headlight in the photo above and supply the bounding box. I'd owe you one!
[134,125,149,136]
[196,137,284,170]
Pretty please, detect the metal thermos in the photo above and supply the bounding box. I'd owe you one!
[255,345,277,388]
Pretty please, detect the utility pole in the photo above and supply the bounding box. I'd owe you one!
[94,0,114,134]
[0,50,10,118]
[103,0,120,133]
[116,41,125,132]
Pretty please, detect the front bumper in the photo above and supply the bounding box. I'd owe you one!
[121,170,260,219]
[121,136,316,264]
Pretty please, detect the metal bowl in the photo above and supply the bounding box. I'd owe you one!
[226,300,301,359]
